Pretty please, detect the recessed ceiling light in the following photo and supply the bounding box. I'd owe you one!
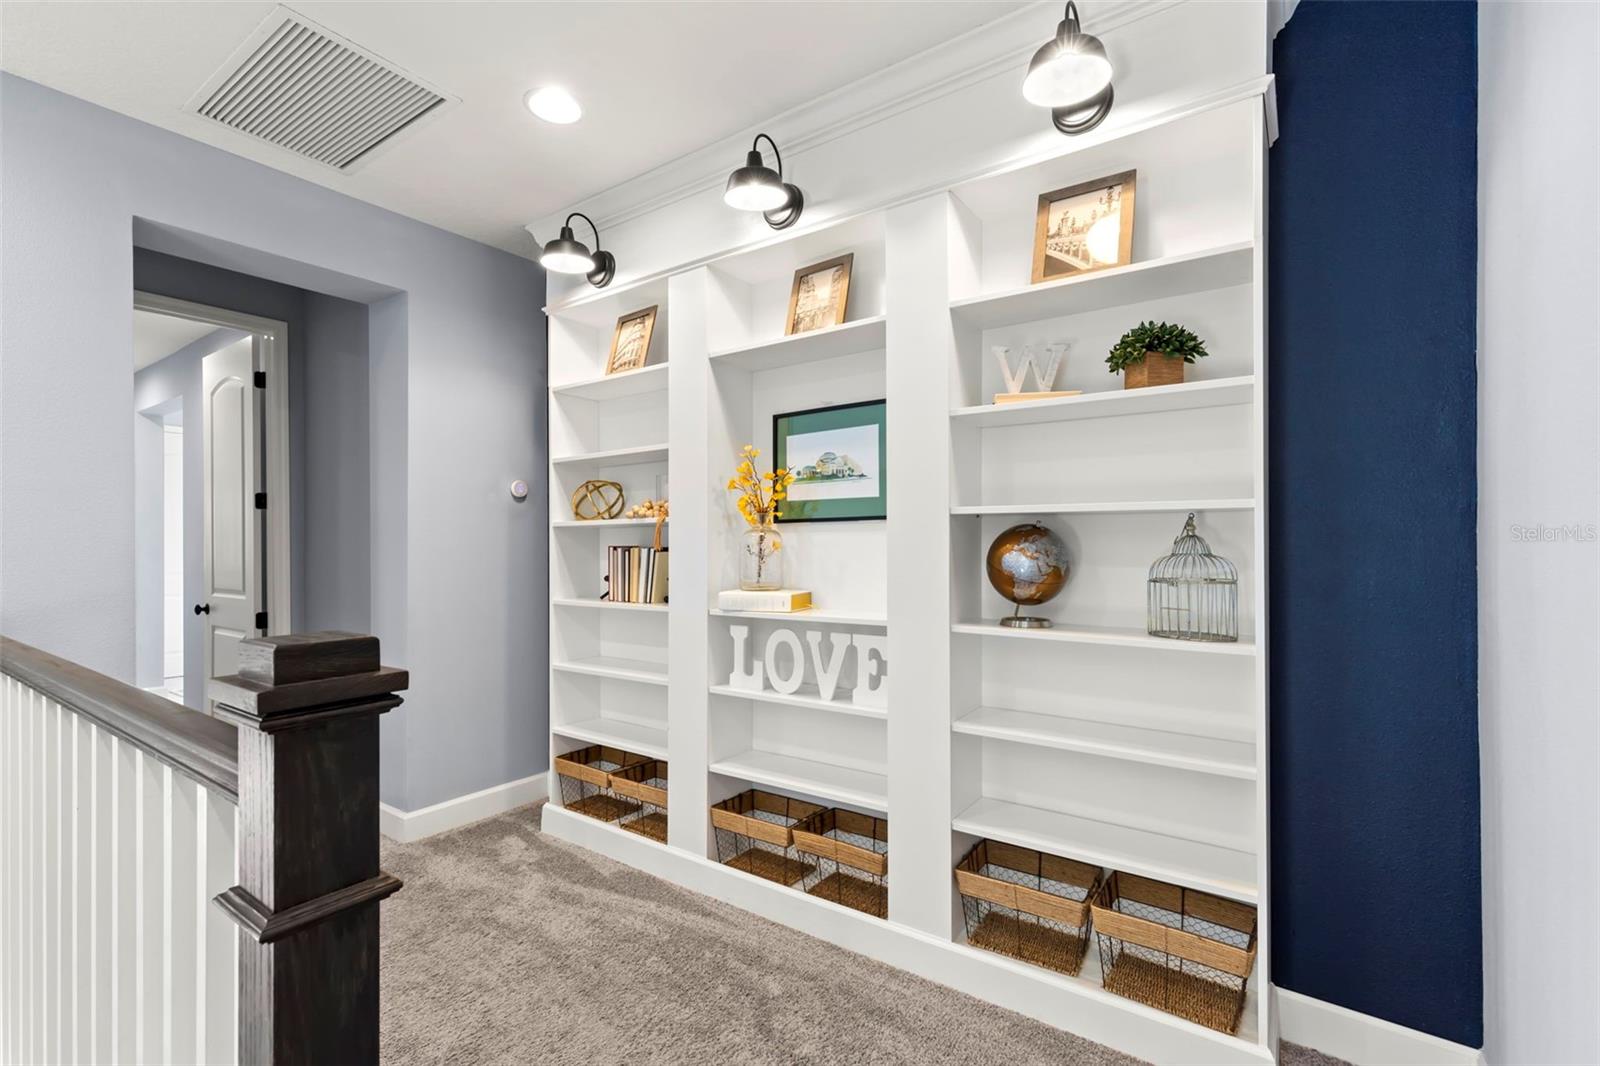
[524,86,581,125]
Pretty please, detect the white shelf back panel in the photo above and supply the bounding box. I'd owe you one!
[705,212,886,353]
[973,635,1254,742]
[950,101,1256,299]
[550,607,669,671]
[974,739,1255,857]
[709,699,887,777]
[959,404,1254,507]
[552,671,668,733]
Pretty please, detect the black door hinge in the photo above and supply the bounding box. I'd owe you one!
[255,611,268,631]
[254,491,267,509]
[253,370,266,388]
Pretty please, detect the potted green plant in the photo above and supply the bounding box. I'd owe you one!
[1106,321,1209,389]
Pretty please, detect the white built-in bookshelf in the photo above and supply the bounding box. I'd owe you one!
[546,88,1273,1064]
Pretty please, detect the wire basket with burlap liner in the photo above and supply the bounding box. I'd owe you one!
[955,839,1103,977]
[792,809,888,918]
[610,759,668,843]
[711,789,823,886]
[1091,871,1258,1034]
[553,745,646,823]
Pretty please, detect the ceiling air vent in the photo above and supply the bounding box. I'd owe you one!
[189,7,453,171]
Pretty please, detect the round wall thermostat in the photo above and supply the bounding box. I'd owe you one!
[509,479,529,500]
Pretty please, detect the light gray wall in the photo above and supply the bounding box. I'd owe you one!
[1478,3,1600,1063]
[1,73,548,812]
[132,409,165,688]
[132,325,248,705]
[300,293,372,635]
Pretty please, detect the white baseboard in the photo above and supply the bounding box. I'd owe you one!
[1275,987,1484,1066]
[380,772,547,843]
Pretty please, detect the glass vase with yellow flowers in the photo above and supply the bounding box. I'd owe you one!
[727,445,795,591]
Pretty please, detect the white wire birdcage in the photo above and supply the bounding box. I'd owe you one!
[1147,512,1238,642]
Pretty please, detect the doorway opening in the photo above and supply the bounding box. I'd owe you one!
[132,293,290,711]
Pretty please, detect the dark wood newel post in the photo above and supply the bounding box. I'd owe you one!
[208,632,410,1066]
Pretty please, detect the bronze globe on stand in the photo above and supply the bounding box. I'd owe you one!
[985,523,1070,628]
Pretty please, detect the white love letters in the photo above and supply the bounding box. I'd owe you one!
[727,625,888,705]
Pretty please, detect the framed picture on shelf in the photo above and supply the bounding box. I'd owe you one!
[772,399,886,523]
[785,253,853,335]
[605,305,658,375]
[1031,169,1136,283]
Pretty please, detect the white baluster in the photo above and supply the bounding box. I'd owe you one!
[112,737,138,1064]
[165,771,199,1065]
[199,794,237,1066]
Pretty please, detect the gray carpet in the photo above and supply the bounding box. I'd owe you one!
[379,804,1342,1065]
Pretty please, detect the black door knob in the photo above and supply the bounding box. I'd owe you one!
[194,603,211,615]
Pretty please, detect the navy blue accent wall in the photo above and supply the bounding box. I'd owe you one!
[1269,1,1480,1047]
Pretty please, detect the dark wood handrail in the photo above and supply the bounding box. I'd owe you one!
[0,634,239,801]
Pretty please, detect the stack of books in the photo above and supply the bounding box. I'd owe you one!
[606,545,668,605]
[716,589,812,613]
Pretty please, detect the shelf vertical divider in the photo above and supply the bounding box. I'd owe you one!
[1248,97,1273,1052]
[884,193,960,937]
[667,267,711,857]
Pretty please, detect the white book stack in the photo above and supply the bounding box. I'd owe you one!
[716,588,812,613]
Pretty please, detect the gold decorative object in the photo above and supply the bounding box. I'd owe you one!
[624,498,669,519]
[985,522,1070,628]
[571,479,624,521]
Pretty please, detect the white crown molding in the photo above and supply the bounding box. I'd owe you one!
[525,0,1184,242]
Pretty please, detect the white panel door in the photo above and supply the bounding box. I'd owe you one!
[200,338,260,703]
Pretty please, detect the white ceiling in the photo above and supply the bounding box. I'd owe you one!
[0,1,1026,256]
[132,309,220,371]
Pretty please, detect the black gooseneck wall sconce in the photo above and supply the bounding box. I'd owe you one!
[723,133,803,230]
[1022,1,1115,136]
[539,212,615,288]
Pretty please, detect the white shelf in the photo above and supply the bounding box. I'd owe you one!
[951,377,1255,428]
[709,607,888,627]
[552,517,668,530]
[952,621,1256,656]
[550,656,669,686]
[551,443,669,467]
[708,315,887,373]
[950,499,1254,517]
[553,716,668,759]
[952,796,1258,904]
[552,598,667,614]
[551,363,669,401]
[949,243,1254,331]
[710,749,888,811]
[953,706,1255,779]
[709,683,888,721]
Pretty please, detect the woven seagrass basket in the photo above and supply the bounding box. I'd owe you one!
[610,759,668,842]
[710,790,822,886]
[552,745,645,823]
[955,839,1103,977]
[792,809,888,918]
[1090,871,1258,1034]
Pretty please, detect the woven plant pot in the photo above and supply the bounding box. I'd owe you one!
[1122,351,1186,389]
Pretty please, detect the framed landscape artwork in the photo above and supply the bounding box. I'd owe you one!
[605,305,658,375]
[1031,170,1136,283]
[785,253,853,335]
[772,399,886,522]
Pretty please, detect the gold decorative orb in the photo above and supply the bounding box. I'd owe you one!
[571,479,624,521]
[985,523,1069,628]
